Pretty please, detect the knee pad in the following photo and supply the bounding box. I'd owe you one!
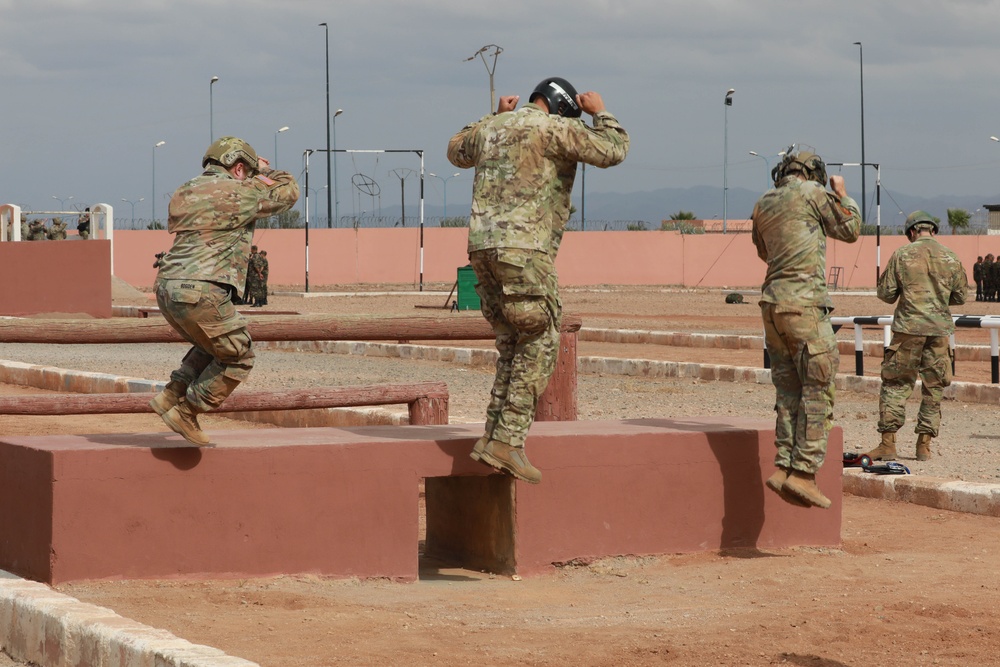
[502,297,551,336]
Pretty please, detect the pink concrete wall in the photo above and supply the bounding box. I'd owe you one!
[0,240,111,317]
[113,229,979,290]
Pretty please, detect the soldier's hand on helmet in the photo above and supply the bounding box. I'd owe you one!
[829,175,848,199]
[496,95,519,113]
[576,92,606,116]
[257,156,270,171]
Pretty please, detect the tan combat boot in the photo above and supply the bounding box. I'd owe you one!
[149,381,186,417]
[765,468,810,507]
[476,439,542,484]
[782,471,832,509]
[160,398,212,447]
[864,431,897,461]
[915,433,933,461]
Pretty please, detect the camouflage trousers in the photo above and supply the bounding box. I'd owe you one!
[469,247,562,448]
[761,303,839,475]
[878,333,952,437]
[155,279,255,413]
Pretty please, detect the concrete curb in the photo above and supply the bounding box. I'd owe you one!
[843,468,1000,517]
[0,573,258,667]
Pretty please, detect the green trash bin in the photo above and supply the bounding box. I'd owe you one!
[456,265,481,311]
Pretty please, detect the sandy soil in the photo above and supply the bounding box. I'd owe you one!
[4,284,1000,666]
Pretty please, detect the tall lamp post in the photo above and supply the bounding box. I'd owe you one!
[120,198,144,227]
[748,151,772,190]
[723,88,735,233]
[152,140,166,226]
[51,195,74,210]
[333,108,343,226]
[209,76,219,143]
[319,22,333,228]
[274,126,289,170]
[853,42,866,222]
[428,172,460,220]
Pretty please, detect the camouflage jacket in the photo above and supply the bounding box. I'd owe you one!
[156,165,298,295]
[878,236,967,335]
[751,176,862,309]
[447,102,629,254]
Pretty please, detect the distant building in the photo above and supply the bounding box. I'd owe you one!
[983,204,1000,235]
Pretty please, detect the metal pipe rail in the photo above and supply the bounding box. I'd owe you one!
[763,315,1000,383]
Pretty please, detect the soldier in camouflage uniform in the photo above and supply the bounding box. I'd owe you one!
[751,148,861,508]
[27,218,48,241]
[46,217,68,240]
[257,250,270,306]
[448,77,629,483]
[150,137,299,445]
[984,254,996,302]
[984,256,1000,302]
[19,213,29,241]
[242,245,260,306]
[973,256,983,302]
[864,211,967,463]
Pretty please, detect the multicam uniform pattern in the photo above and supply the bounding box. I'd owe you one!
[448,102,629,447]
[751,176,861,474]
[154,164,298,411]
[877,236,967,437]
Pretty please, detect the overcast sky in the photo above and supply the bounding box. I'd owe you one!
[4,0,1000,223]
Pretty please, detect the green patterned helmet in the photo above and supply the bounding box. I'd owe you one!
[202,136,259,172]
[772,147,827,186]
[904,210,938,235]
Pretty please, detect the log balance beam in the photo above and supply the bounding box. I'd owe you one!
[0,314,580,421]
[0,419,843,585]
[0,383,449,426]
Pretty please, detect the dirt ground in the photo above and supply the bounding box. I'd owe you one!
[5,284,1000,666]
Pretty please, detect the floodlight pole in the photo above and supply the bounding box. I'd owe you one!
[828,161,880,282]
[465,44,503,114]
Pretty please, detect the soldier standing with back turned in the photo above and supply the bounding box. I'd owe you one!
[864,211,966,462]
[447,77,629,484]
[751,147,862,509]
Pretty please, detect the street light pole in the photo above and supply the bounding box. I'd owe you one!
[320,23,333,229]
[428,172,460,220]
[120,198,144,227]
[333,108,343,226]
[152,140,166,226]
[854,42,866,222]
[748,151,771,190]
[210,76,218,143]
[274,126,289,170]
[723,88,735,234]
[51,195,74,210]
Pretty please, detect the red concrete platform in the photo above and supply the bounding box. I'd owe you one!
[0,419,842,584]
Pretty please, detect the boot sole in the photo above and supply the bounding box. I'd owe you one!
[160,411,212,447]
[765,477,810,508]
[782,482,831,509]
[477,450,541,484]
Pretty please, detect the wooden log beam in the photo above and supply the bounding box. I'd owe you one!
[0,314,582,344]
[0,382,449,416]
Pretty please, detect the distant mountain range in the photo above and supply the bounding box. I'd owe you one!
[411,185,1000,232]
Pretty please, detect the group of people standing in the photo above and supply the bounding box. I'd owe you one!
[241,245,270,308]
[8,209,90,241]
[972,255,1000,301]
